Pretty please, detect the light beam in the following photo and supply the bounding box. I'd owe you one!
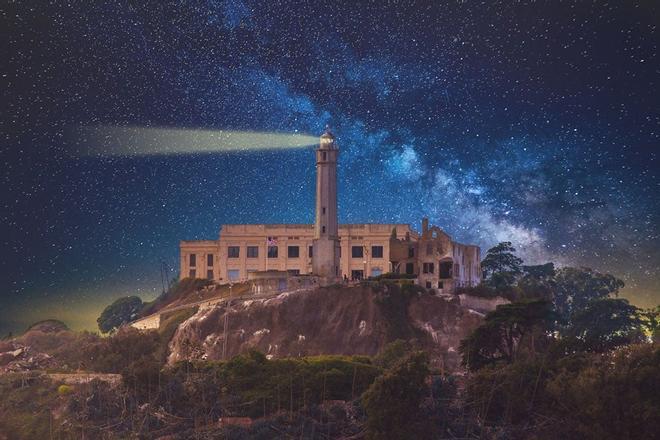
[69,126,319,157]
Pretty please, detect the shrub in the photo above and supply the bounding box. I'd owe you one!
[57,384,73,395]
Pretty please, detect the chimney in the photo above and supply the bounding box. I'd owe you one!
[422,217,429,234]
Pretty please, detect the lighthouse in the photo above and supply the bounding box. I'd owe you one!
[312,126,340,281]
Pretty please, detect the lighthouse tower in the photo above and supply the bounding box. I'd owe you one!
[312,127,340,281]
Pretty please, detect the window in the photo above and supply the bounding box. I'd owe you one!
[426,281,432,289]
[228,246,240,258]
[423,262,435,274]
[288,246,300,258]
[322,226,326,233]
[268,246,278,258]
[322,207,326,214]
[322,151,327,160]
[406,262,414,275]
[308,246,313,258]
[189,269,196,278]
[207,269,214,280]
[408,247,415,258]
[189,254,196,267]
[439,261,453,278]
[287,269,300,275]
[247,246,259,258]
[454,263,460,277]
[371,267,382,277]
[352,246,364,258]
[227,269,240,281]
[351,270,364,280]
[438,281,444,289]
[371,245,383,258]
[207,254,214,266]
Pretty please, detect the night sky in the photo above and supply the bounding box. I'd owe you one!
[3,1,658,335]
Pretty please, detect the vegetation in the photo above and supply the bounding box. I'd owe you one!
[97,295,144,333]
[1,241,657,439]
[457,241,659,439]
[362,351,430,439]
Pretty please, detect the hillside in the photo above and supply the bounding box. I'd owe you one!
[139,278,251,317]
[169,281,484,371]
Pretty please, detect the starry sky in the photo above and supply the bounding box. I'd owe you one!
[3,1,659,335]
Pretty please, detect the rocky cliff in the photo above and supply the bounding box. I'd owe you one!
[168,283,484,371]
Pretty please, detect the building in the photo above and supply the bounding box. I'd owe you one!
[179,128,481,293]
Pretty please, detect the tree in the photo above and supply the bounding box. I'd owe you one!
[554,267,624,323]
[481,242,523,290]
[460,300,555,370]
[518,263,556,301]
[362,351,430,440]
[639,306,660,342]
[566,298,643,352]
[522,262,556,281]
[97,296,144,333]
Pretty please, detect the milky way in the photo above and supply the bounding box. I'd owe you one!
[2,1,658,334]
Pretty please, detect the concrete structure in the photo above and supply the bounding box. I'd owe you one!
[179,128,482,293]
[248,270,319,295]
[312,128,340,281]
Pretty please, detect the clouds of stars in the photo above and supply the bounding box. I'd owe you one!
[2,0,658,333]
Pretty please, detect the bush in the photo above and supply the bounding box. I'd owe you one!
[57,384,73,395]
[363,351,430,440]
[97,296,144,333]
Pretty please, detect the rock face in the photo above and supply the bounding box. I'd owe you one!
[168,283,484,371]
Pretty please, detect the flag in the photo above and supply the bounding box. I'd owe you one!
[267,236,278,246]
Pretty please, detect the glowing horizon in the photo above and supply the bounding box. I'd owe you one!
[69,126,319,157]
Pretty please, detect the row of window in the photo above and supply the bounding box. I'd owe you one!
[188,269,215,279]
[189,254,214,267]
[224,245,385,259]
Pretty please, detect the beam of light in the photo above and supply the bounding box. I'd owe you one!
[68,126,319,157]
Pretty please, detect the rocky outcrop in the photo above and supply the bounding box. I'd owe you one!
[168,283,483,371]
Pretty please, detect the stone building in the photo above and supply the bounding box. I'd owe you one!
[180,128,481,293]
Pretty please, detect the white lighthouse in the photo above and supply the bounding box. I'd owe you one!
[312,126,340,281]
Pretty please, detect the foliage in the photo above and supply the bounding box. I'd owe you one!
[455,284,518,301]
[373,272,417,280]
[374,339,413,369]
[83,326,162,373]
[362,351,430,440]
[543,343,660,439]
[554,266,624,323]
[165,351,382,421]
[463,343,660,439]
[97,295,144,333]
[639,306,660,342]
[460,300,555,370]
[564,298,643,352]
[465,358,548,425]
[481,242,523,289]
[141,277,214,316]
[25,319,69,333]
[57,384,73,395]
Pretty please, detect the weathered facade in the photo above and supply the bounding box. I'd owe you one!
[180,128,481,293]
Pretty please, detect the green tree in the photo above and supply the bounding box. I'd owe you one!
[639,306,660,342]
[97,296,144,333]
[566,298,643,352]
[481,242,523,290]
[554,267,624,323]
[362,351,430,440]
[460,300,555,370]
